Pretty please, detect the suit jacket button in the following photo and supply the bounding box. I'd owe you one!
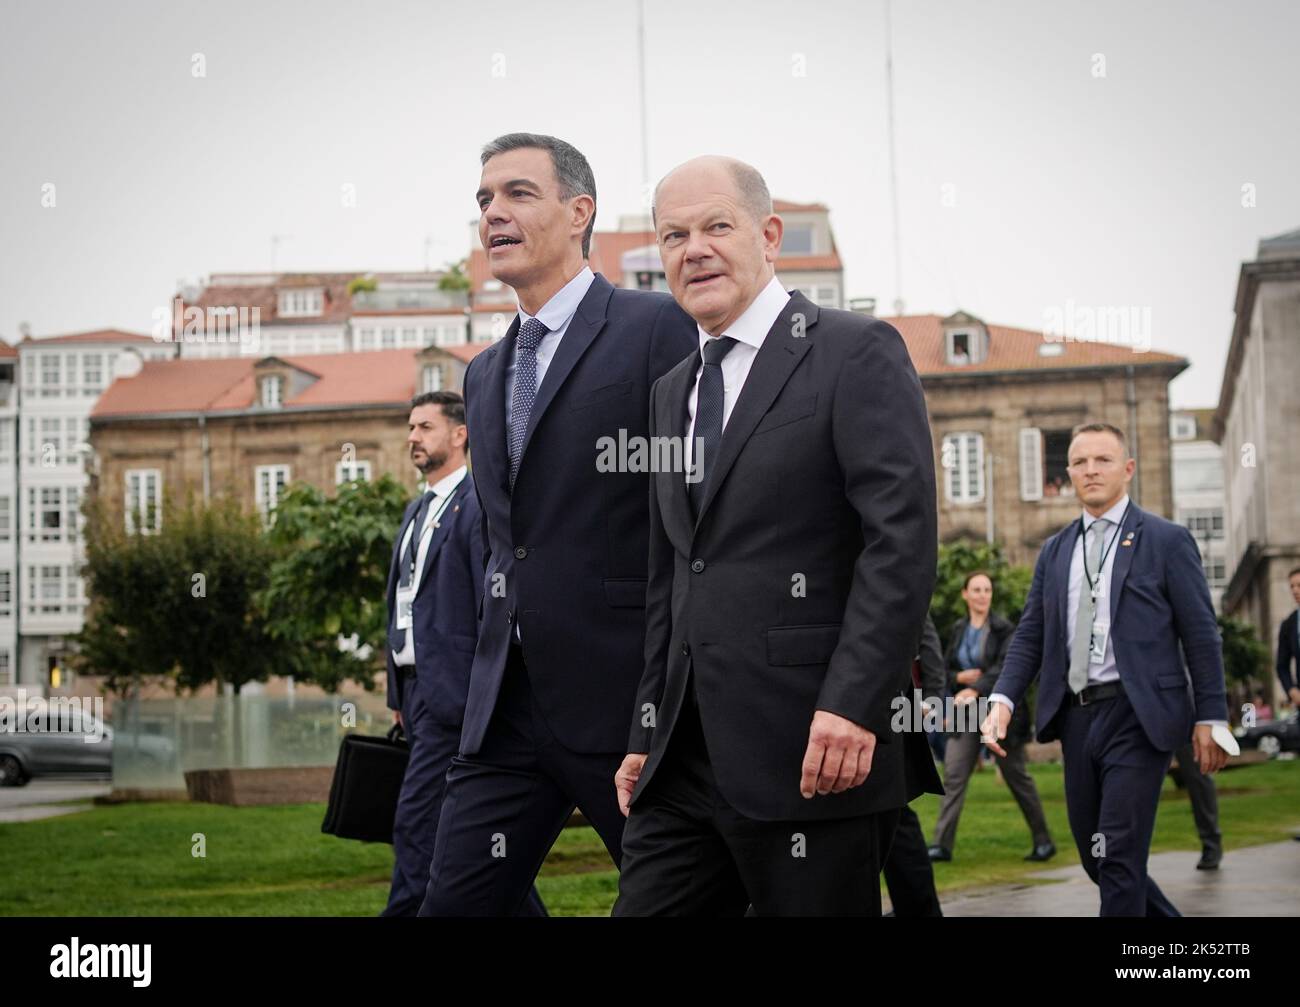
[514,546,527,560]
[681,642,690,657]
[690,558,705,573]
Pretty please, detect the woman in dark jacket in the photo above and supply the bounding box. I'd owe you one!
[927,571,1055,863]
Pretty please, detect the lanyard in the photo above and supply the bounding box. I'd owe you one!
[407,483,461,581]
[1079,503,1128,599]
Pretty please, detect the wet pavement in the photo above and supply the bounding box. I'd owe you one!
[0,780,111,823]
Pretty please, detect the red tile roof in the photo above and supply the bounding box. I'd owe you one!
[881,314,1187,376]
[90,346,486,419]
[20,328,156,346]
[0,338,16,359]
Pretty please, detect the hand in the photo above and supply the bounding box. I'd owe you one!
[615,753,648,817]
[1192,723,1228,775]
[980,702,1012,758]
[956,669,982,686]
[800,710,876,798]
[954,687,979,705]
[1289,686,1300,708]
[393,710,403,729]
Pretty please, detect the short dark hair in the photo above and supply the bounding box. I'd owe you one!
[1289,566,1300,581]
[1070,422,1128,455]
[410,390,465,427]
[963,569,994,590]
[480,132,597,258]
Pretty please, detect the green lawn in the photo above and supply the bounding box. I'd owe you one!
[1,760,1295,916]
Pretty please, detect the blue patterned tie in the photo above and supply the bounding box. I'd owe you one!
[689,336,738,515]
[508,317,548,488]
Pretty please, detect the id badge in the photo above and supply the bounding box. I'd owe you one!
[395,585,415,631]
[1089,622,1109,664]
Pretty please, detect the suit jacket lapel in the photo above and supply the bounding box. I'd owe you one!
[1055,520,1081,651]
[477,327,514,498]
[416,477,469,590]
[694,293,815,526]
[1109,504,1143,623]
[517,274,613,467]
[660,354,699,548]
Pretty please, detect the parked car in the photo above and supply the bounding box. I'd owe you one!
[0,706,114,786]
[1233,711,1300,758]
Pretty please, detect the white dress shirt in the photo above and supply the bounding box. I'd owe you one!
[391,465,468,666]
[684,274,791,475]
[991,493,1225,727]
[504,265,595,429]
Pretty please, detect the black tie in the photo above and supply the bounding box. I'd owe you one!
[688,336,738,516]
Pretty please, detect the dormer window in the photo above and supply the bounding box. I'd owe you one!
[278,288,324,317]
[946,327,986,365]
[782,224,814,255]
[1170,414,1196,441]
[260,375,283,408]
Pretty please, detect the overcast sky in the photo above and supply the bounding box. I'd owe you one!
[2,0,1296,407]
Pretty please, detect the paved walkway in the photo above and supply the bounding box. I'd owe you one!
[932,840,1300,916]
[0,780,111,823]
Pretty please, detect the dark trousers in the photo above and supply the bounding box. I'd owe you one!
[1060,688,1179,917]
[613,680,899,916]
[883,803,942,916]
[932,726,1052,853]
[1174,742,1221,854]
[418,645,624,916]
[382,676,460,916]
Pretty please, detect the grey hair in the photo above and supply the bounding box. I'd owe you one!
[480,133,597,257]
[651,157,773,226]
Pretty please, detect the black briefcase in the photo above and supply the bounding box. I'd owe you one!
[321,724,410,844]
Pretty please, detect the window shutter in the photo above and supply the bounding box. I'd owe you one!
[1019,427,1043,501]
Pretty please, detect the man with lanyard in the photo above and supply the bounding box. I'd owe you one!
[382,390,544,915]
[982,422,1231,915]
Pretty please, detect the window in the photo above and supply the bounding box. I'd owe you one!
[0,497,9,542]
[40,417,61,463]
[401,328,418,347]
[38,565,62,614]
[40,487,61,541]
[126,469,162,534]
[813,285,839,308]
[0,650,10,686]
[0,419,11,465]
[1170,414,1196,441]
[1183,508,1225,541]
[255,465,291,522]
[1206,557,1226,588]
[782,225,814,255]
[381,328,396,349]
[278,288,324,317]
[1019,427,1076,501]
[0,572,11,618]
[356,328,375,350]
[946,328,985,365]
[66,486,79,542]
[422,365,443,394]
[335,460,372,485]
[942,432,985,504]
[40,354,61,396]
[260,375,283,408]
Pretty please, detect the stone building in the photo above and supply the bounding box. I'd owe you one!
[885,311,1188,569]
[1213,227,1300,693]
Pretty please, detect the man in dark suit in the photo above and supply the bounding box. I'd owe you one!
[383,391,542,916]
[1277,567,1300,710]
[983,422,1231,916]
[417,133,696,916]
[612,156,939,916]
[883,615,947,917]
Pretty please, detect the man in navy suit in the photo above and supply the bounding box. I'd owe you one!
[1276,567,1300,710]
[381,390,542,916]
[982,422,1231,916]
[417,133,697,915]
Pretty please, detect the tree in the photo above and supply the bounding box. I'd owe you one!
[257,475,410,693]
[74,492,283,696]
[438,259,471,292]
[931,539,1034,642]
[1217,615,1270,690]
